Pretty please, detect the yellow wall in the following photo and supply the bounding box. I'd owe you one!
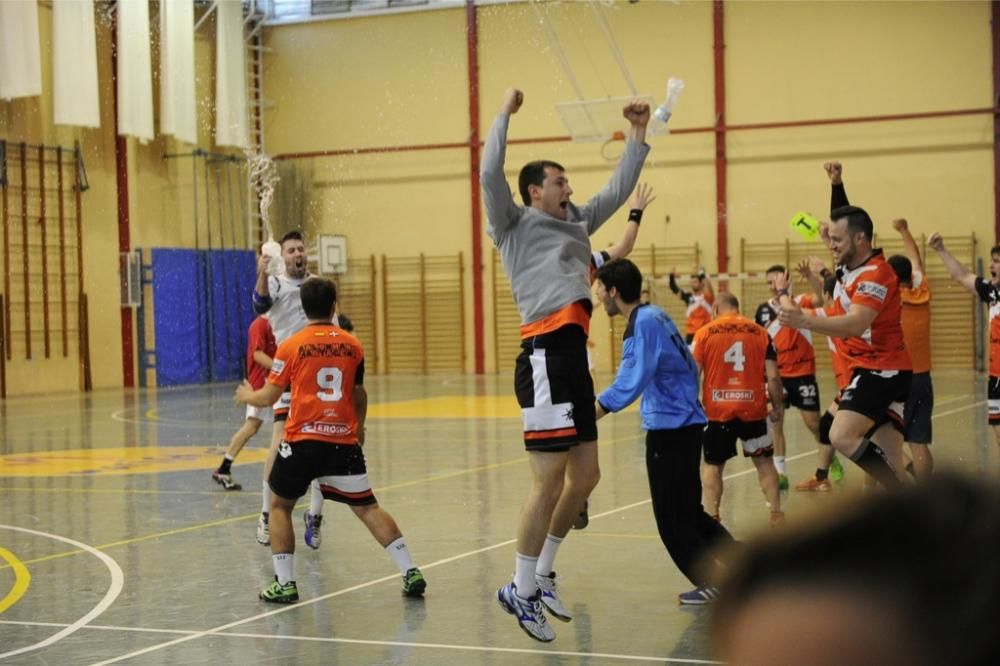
[1,0,994,393]
[0,4,241,395]
[262,0,993,373]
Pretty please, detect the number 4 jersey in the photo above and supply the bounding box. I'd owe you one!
[691,312,777,422]
[267,323,365,445]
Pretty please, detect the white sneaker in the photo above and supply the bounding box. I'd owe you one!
[256,512,270,546]
[496,581,555,642]
[535,571,572,621]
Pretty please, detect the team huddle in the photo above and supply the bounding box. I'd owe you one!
[210,88,998,644]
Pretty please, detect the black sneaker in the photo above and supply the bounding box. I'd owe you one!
[211,471,242,490]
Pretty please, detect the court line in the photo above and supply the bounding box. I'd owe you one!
[0,433,643,572]
[0,620,719,664]
[0,547,31,614]
[86,451,798,666]
[0,525,124,661]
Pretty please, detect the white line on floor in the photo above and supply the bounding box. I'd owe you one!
[0,526,124,661]
[3,620,718,664]
[84,396,985,664]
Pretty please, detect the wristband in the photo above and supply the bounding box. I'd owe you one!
[628,209,643,224]
[819,268,832,279]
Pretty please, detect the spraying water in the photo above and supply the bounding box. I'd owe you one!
[652,77,686,131]
[246,150,283,276]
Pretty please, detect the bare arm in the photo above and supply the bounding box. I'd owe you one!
[766,359,784,423]
[253,350,273,370]
[354,384,368,445]
[795,259,825,305]
[892,218,923,273]
[606,183,655,261]
[780,301,878,338]
[235,380,283,408]
[928,232,978,294]
[701,268,714,300]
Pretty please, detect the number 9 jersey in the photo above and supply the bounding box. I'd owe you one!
[267,323,365,445]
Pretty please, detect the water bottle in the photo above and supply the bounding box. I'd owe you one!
[261,238,284,277]
[652,78,686,131]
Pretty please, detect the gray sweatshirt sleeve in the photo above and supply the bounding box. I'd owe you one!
[481,113,521,240]
[577,139,651,235]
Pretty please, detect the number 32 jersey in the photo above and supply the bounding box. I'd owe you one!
[691,312,776,422]
[268,323,365,445]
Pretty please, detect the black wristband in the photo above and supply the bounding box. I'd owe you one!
[819,268,832,279]
[628,209,643,224]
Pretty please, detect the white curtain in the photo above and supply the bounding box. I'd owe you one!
[53,0,100,128]
[159,0,197,144]
[215,0,248,149]
[117,0,154,142]
[0,0,42,100]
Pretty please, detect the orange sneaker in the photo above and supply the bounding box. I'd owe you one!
[794,476,832,492]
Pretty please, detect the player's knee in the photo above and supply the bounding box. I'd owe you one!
[819,411,834,445]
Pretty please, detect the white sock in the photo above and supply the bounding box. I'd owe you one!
[273,553,294,584]
[535,534,563,577]
[514,553,539,598]
[774,456,786,474]
[384,536,415,574]
[261,480,272,515]
[309,480,324,516]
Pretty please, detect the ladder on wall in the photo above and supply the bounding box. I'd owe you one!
[245,0,270,246]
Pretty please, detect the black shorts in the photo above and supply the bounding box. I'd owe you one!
[903,371,934,444]
[989,376,1000,425]
[515,326,596,452]
[838,368,912,432]
[268,440,377,506]
[781,375,821,412]
[702,419,773,465]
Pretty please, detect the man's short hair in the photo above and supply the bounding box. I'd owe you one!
[717,292,740,312]
[300,277,337,319]
[280,230,304,246]
[831,205,874,241]
[765,265,785,275]
[991,245,1000,258]
[595,258,643,303]
[713,474,1000,666]
[518,160,565,206]
[338,314,354,333]
[887,254,913,284]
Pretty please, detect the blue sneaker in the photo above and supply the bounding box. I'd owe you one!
[304,511,323,550]
[678,586,720,606]
[497,581,555,642]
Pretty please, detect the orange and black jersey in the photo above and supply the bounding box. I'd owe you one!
[267,323,365,445]
[754,297,816,378]
[974,277,1000,377]
[831,250,911,373]
[691,312,777,422]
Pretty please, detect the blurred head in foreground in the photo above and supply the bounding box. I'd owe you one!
[712,474,1000,666]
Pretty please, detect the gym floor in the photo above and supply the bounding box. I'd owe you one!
[0,369,995,664]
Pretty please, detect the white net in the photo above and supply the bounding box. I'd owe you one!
[555,95,661,143]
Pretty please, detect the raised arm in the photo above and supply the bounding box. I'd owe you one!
[578,101,651,234]
[481,88,524,238]
[795,258,826,306]
[892,218,923,273]
[700,267,714,301]
[669,268,692,304]
[253,256,274,314]
[928,232,978,294]
[606,183,655,261]
[825,161,849,214]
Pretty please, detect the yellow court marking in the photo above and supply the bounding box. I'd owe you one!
[0,447,270,478]
[1,431,646,571]
[0,547,31,614]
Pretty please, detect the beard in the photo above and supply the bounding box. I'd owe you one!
[287,259,307,279]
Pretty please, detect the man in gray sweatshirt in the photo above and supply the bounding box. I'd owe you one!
[484,87,650,642]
